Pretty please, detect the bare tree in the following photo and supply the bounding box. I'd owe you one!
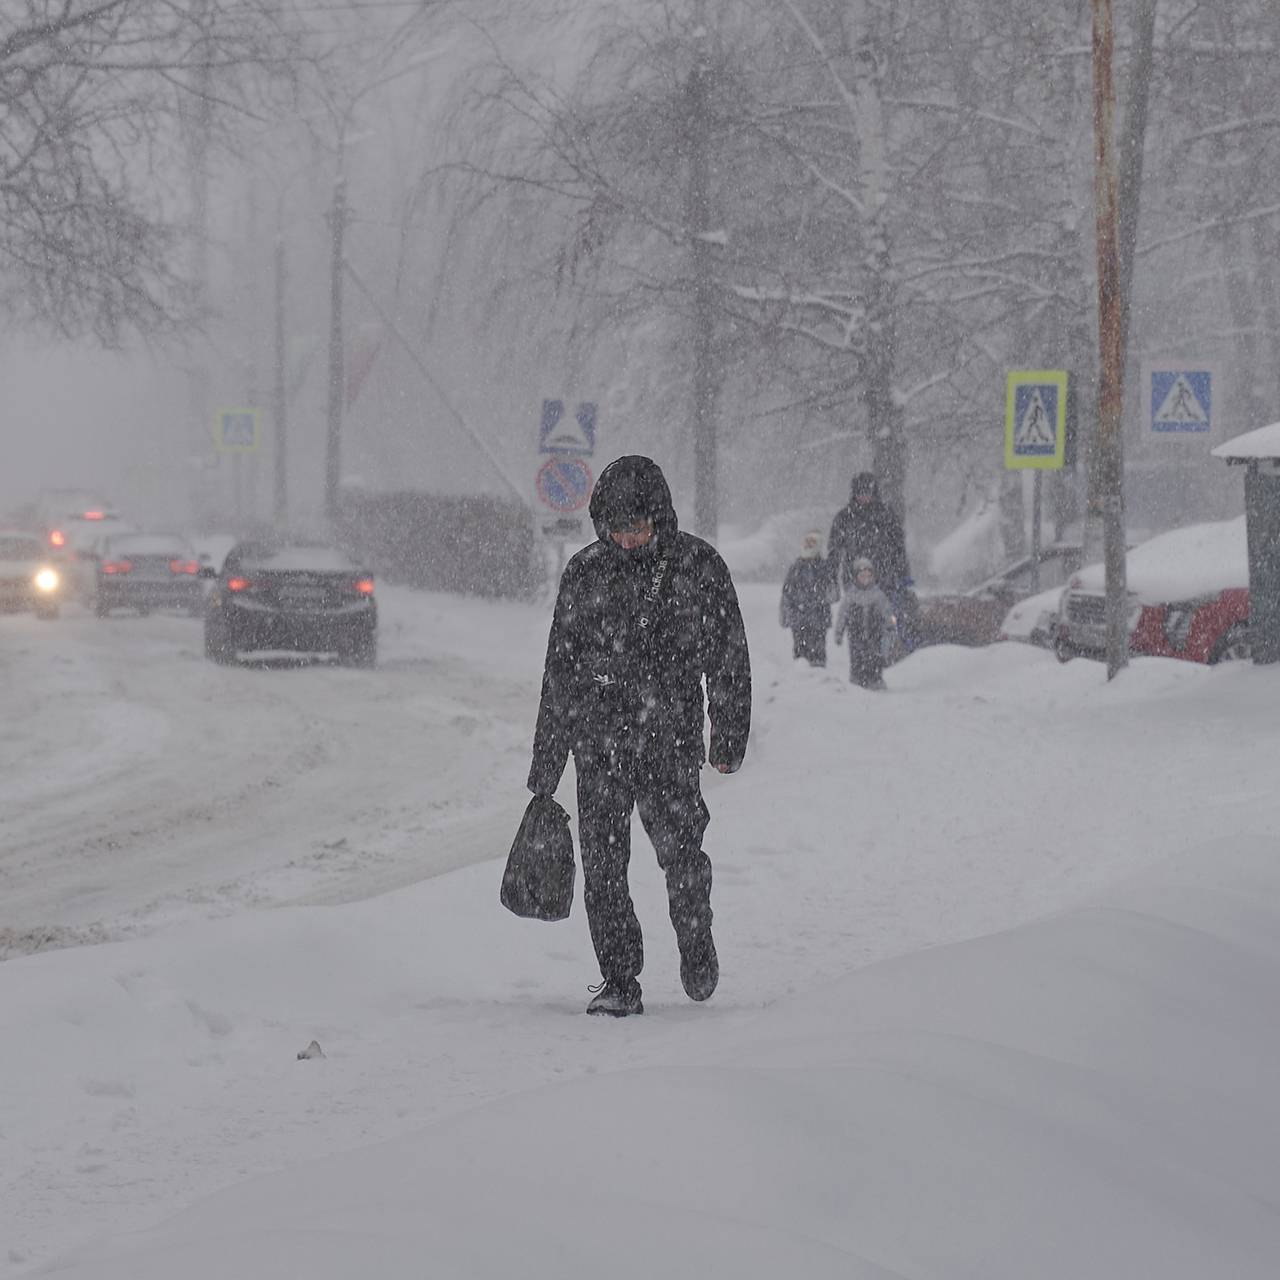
[0,0,302,343]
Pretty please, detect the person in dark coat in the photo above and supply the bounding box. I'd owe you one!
[780,530,837,666]
[827,471,918,650]
[827,471,911,590]
[834,556,897,689]
[528,455,752,1017]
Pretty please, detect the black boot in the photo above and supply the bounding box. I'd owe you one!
[586,977,644,1017]
[679,931,719,1002]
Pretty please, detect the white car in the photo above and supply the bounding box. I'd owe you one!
[0,530,63,619]
[998,583,1067,649]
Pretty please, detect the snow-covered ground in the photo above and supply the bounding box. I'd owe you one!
[4,581,1280,1277]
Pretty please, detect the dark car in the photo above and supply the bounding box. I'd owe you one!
[915,543,1083,648]
[203,540,377,667]
[90,532,204,617]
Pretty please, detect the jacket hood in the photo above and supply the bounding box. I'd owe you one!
[589,455,679,546]
[850,471,880,503]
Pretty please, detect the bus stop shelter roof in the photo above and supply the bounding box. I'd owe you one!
[1213,422,1280,461]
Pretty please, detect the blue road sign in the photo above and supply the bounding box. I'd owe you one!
[214,407,261,453]
[1150,369,1212,434]
[1005,370,1067,470]
[536,457,593,512]
[539,399,596,455]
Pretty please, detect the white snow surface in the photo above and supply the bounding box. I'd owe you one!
[4,582,1280,1277]
[1072,515,1247,601]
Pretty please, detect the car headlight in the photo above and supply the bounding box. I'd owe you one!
[34,567,59,593]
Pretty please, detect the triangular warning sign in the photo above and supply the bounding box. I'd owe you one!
[1154,374,1208,424]
[539,399,596,455]
[1015,389,1056,447]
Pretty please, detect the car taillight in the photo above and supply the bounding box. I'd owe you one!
[84,510,105,520]
[226,577,250,592]
[103,560,133,575]
[49,529,66,548]
[353,578,375,595]
[170,559,199,575]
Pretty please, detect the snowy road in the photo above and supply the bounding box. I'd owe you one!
[0,592,542,956]
[6,577,1280,1276]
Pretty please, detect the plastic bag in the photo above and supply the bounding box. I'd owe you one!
[500,796,576,921]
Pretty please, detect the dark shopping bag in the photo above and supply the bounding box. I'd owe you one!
[500,796,576,921]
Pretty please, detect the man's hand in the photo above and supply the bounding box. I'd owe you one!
[711,761,739,775]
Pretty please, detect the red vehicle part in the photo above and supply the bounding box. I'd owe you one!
[1129,588,1250,663]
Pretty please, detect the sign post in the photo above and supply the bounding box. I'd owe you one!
[1005,371,1068,592]
[536,399,598,581]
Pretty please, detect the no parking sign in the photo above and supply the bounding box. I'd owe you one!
[535,457,593,513]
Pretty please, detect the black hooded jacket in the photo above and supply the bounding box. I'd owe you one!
[827,472,911,591]
[528,456,751,795]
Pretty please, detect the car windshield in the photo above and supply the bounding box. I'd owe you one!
[0,536,43,559]
[234,544,358,574]
[105,534,193,558]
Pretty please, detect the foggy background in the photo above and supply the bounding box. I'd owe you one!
[2,0,1274,584]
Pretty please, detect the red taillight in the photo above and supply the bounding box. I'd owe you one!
[49,529,66,548]
[84,510,105,520]
[103,560,133,575]
[170,559,199,575]
[354,578,375,595]
[226,577,249,592]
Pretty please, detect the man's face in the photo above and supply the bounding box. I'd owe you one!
[609,517,654,550]
[854,491,873,505]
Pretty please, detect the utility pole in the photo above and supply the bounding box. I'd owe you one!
[685,3,717,539]
[325,171,348,524]
[273,234,288,524]
[1091,0,1128,679]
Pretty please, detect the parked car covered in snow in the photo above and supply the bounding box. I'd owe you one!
[1055,517,1250,665]
[915,543,1082,648]
[998,583,1068,649]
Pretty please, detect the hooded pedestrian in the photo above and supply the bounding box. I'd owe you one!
[834,557,896,689]
[527,456,752,1017]
[827,471,911,590]
[780,530,837,666]
[827,471,918,650]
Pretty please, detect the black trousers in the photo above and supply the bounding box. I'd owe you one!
[574,748,713,985]
[792,625,827,666]
[849,642,884,687]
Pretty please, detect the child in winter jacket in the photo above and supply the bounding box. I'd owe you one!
[780,531,838,667]
[834,557,897,689]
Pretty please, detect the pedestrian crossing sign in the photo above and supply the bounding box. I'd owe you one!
[1145,364,1215,439]
[1005,370,1067,470]
[213,407,262,454]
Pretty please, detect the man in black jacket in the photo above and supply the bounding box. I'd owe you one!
[528,455,751,1017]
[827,470,919,650]
[827,471,911,591]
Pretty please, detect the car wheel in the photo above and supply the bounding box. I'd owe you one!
[93,595,110,618]
[136,605,151,617]
[339,632,377,668]
[1054,638,1075,664]
[35,604,59,621]
[1210,625,1251,665]
[205,619,236,665]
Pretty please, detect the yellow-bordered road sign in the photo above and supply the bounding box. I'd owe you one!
[213,407,262,454]
[1005,370,1067,470]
